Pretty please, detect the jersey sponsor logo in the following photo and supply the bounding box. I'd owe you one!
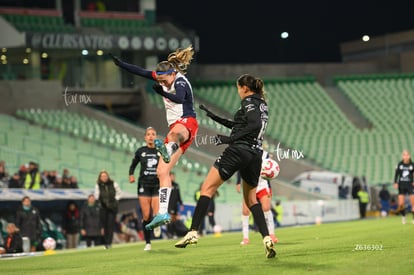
[245,103,255,112]
[144,170,157,176]
[398,164,413,170]
[176,80,187,87]
[402,170,410,178]
[216,155,222,163]
[259,103,268,112]
[147,158,158,168]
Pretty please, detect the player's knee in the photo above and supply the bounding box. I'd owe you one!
[168,130,186,144]
[261,205,271,212]
[167,130,176,141]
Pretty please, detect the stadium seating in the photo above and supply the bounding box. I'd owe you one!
[336,77,414,182]
[1,113,122,189]
[192,75,414,185]
[6,111,239,203]
[16,108,140,154]
[1,14,75,33]
[80,17,163,36]
[1,12,162,36]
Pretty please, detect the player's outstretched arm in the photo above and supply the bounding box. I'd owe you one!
[109,53,154,80]
[199,104,235,129]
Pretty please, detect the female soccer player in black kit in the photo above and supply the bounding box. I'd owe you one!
[175,74,276,259]
[393,149,414,224]
[129,127,160,251]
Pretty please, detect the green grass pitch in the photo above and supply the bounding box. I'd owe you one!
[1,216,414,274]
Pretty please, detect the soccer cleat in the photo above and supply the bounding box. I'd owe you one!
[240,238,250,245]
[155,139,171,163]
[144,243,151,251]
[145,213,171,230]
[175,230,198,248]
[270,234,279,243]
[263,236,276,258]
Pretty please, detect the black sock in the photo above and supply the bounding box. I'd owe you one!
[400,206,406,216]
[143,220,151,244]
[191,196,211,231]
[208,215,216,227]
[250,204,269,238]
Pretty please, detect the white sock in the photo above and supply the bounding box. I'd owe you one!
[264,210,275,235]
[242,215,250,239]
[158,187,172,214]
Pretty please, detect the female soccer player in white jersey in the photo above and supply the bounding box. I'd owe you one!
[111,46,198,230]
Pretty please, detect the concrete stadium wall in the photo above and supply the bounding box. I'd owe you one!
[340,29,414,72]
[0,80,64,114]
[189,62,380,85]
[210,199,359,231]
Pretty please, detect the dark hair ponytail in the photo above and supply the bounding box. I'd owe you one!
[237,74,266,101]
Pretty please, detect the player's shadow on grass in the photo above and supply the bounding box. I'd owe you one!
[288,247,350,257]
[275,260,330,272]
[147,248,180,254]
[169,263,245,275]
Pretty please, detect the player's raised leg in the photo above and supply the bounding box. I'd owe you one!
[145,150,182,230]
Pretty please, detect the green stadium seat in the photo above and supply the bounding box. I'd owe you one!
[10,110,214,201]
[192,75,414,184]
[1,14,74,33]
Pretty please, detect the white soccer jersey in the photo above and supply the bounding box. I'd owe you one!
[161,72,195,126]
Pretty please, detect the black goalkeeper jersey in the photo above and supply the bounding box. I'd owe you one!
[129,146,160,186]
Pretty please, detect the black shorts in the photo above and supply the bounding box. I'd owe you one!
[138,183,159,197]
[213,144,261,187]
[398,182,414,195]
